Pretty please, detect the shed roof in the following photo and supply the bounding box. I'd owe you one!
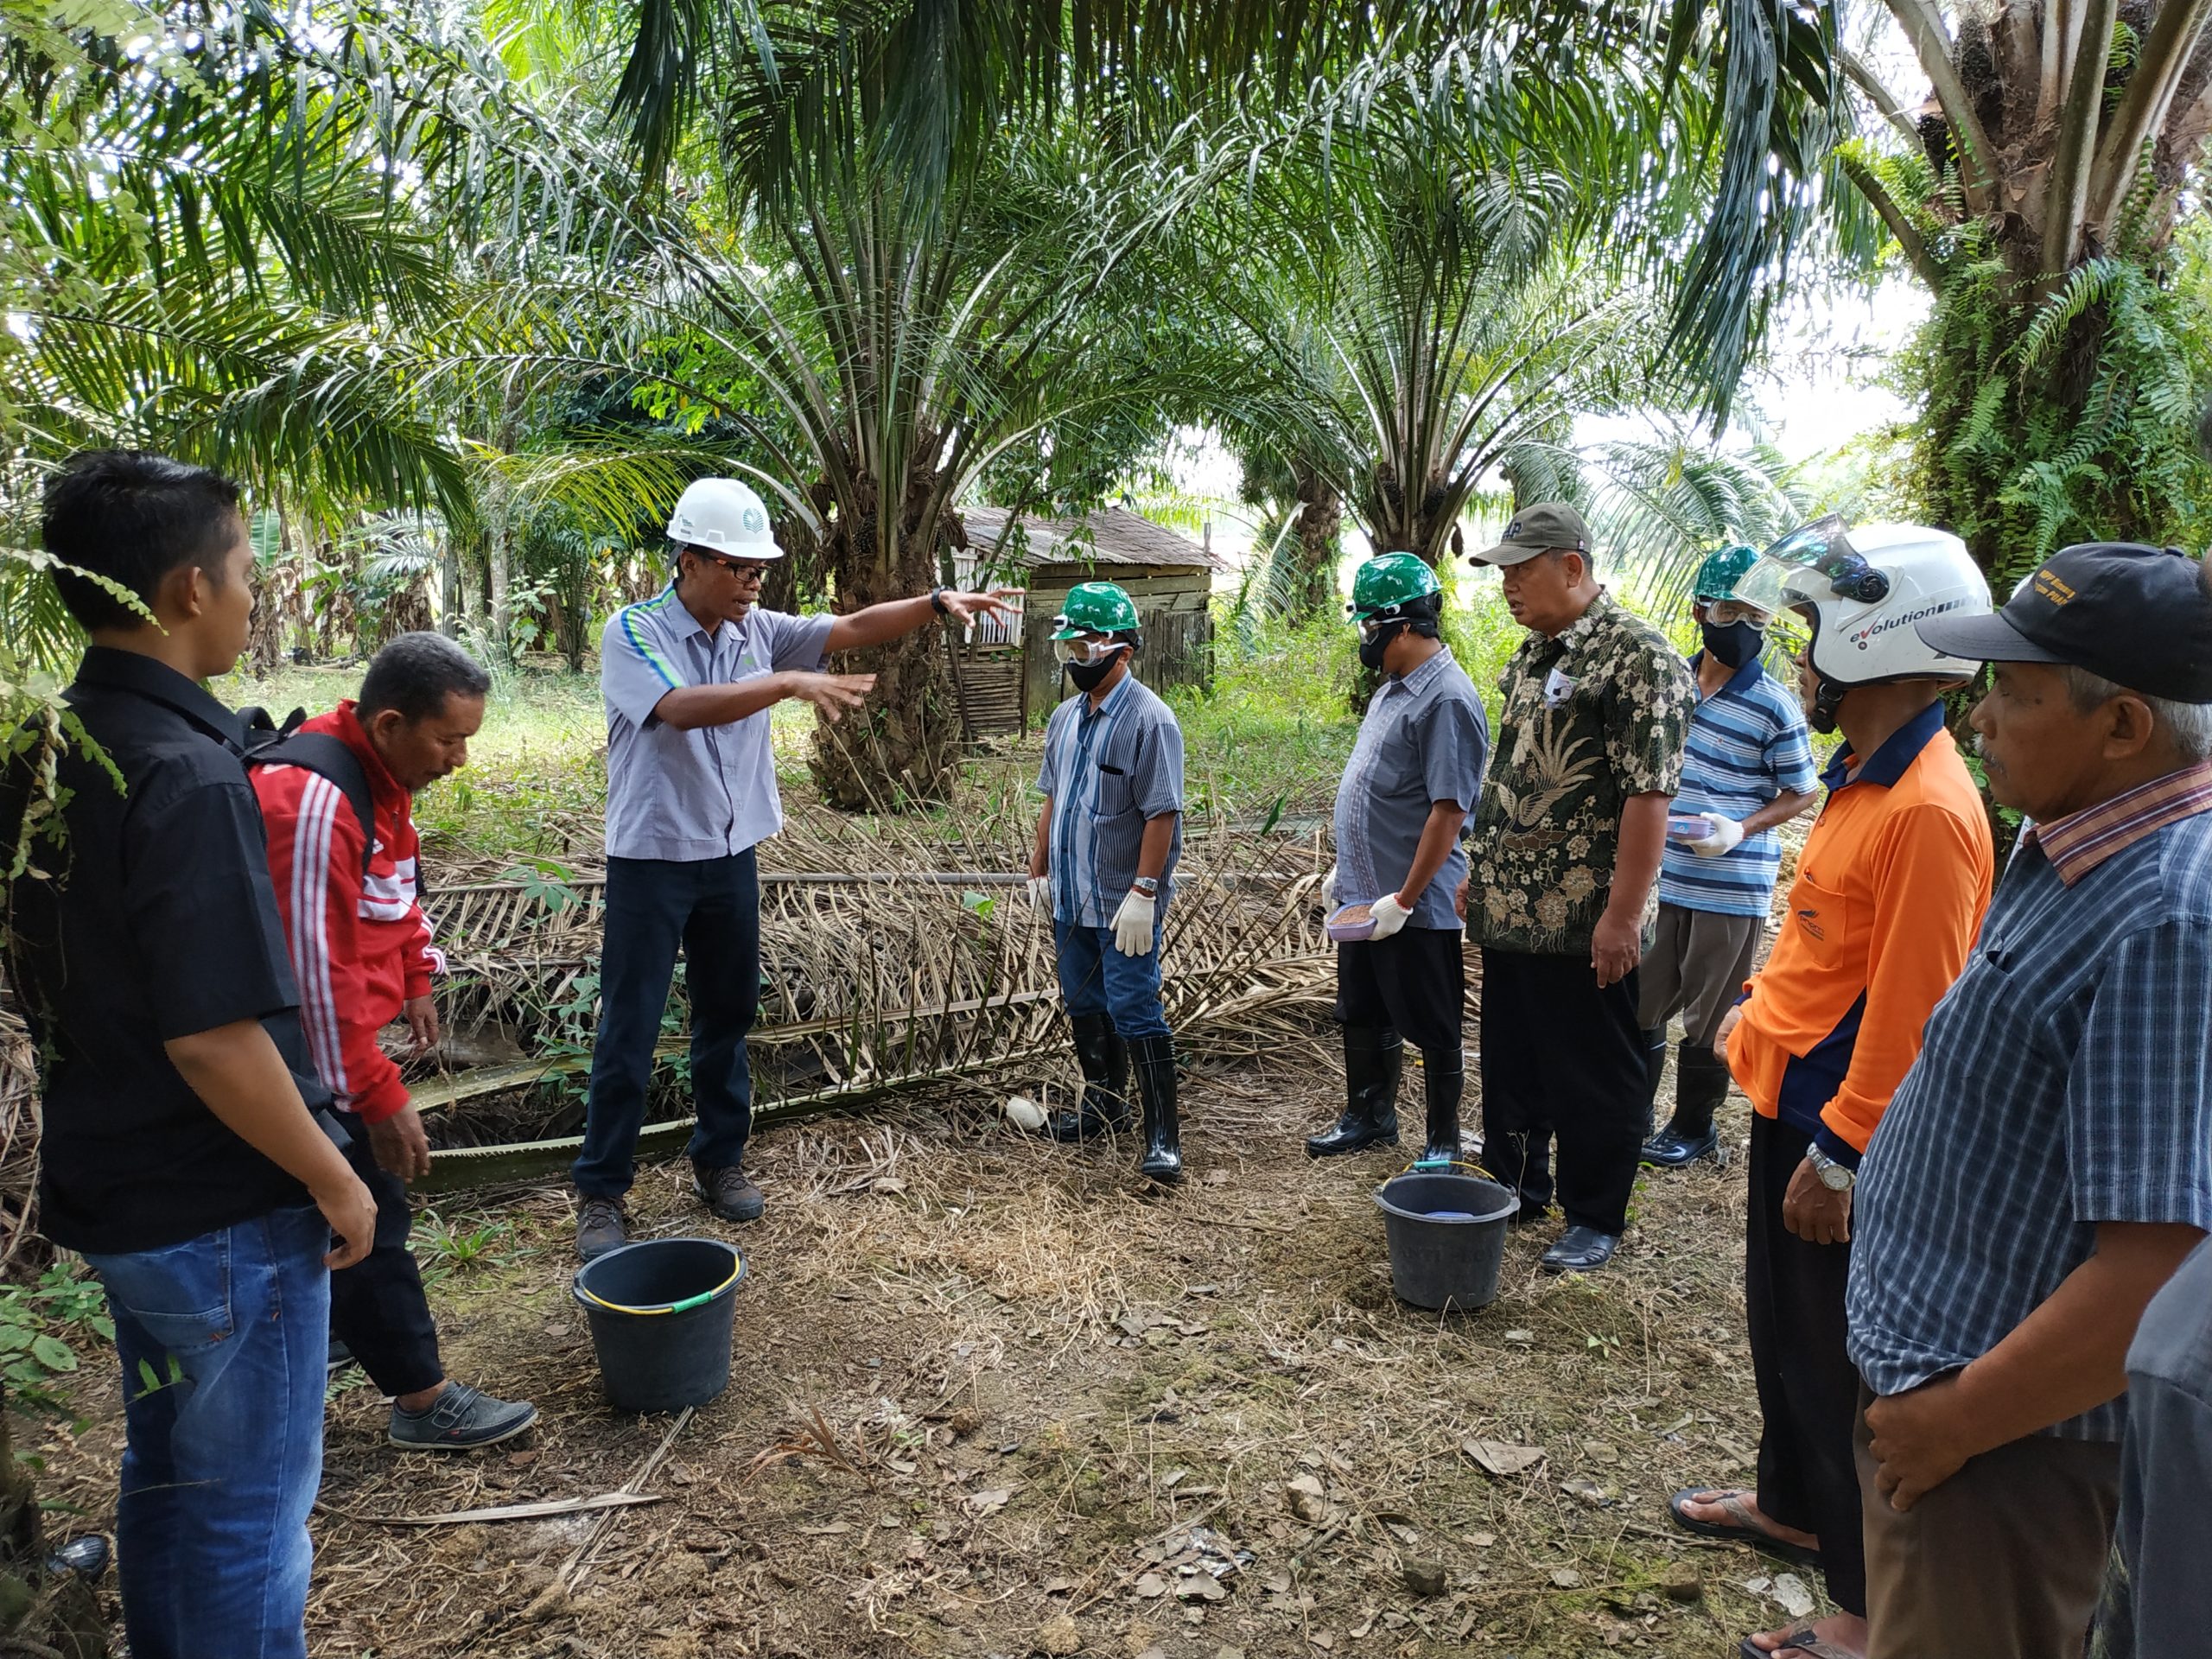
[960,505,1225,573]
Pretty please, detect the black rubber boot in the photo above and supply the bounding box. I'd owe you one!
[1131,1033,1182,1183]
[1643,1040,1729,1166]
[1049,1013,1129,1141]
[1637,1026,1669,1142]
[1417,1046,1463,1166]
[1306,1027,1402,1158]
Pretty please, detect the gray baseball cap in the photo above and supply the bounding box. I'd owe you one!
[1471,502,1592,568]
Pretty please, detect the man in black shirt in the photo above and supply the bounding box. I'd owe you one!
[0,451,373,1659]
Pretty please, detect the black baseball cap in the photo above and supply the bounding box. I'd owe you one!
[1916,542,2212,702]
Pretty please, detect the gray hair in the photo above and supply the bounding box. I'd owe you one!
[2060,665,2212,760]
[358,631,492,724]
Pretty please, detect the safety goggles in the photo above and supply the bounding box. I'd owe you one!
[1698,599,1770,627]
[1352,613,1406,641]
[1052,633,1123,665]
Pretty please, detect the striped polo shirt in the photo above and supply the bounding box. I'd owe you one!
[1657,653,1818,917]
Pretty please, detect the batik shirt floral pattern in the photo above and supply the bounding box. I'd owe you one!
[1465,590,1695,956]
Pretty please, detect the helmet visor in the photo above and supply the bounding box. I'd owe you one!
[1738,515,1892,618]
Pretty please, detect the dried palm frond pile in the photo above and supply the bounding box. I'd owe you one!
[0,1014,41,1270]
[407,804,1340,1187]
[0,804,1345,1236]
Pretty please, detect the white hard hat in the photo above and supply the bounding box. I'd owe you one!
[667,477,782,560]
[1738,518,1991,695]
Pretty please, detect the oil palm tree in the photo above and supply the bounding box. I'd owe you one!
[578,0,1862,802]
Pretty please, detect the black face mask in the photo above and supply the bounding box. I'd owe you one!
[1357,620,1407,672]
[1066,649,1124,692]
[1700,618,1763,670]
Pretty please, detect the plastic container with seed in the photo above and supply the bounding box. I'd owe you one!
[1326,902,1376,943]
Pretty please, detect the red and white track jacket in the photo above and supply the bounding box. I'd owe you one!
[251,701,444,1124]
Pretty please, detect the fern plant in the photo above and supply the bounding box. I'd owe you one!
[1892,188,2212,596]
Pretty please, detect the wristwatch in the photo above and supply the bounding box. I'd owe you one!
[1807,1147,1856,1192]
[1131,876,1160,897]
[928,586,950,616]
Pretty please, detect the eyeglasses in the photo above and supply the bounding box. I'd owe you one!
[715,558,768,583]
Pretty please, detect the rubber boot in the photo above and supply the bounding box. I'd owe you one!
[1048,1013,1129,1141]
[1636,1027,1669,1143]
[1131,1032,1182,1183]
[1417,1046,1463,1166]
[1306,1027,1403,1157]
[1644,1040,1729,1166]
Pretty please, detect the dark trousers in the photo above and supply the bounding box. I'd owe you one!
[1746,1113,1864,1615]
[1336,926,1464,1055]
[329,1133,442,1399]
[1478,947,1644,1235]
[573,850,760,1198]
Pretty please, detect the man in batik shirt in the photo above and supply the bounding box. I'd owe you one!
[1459,503,1694,1274]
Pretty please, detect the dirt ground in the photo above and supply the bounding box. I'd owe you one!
[36,1027,1826,1659]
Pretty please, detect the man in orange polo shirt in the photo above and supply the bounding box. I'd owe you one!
[1667,521,1996,1659]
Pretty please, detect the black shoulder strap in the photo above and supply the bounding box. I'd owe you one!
[245,729,378,882]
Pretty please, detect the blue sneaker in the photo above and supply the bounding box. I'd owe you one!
[388,1381,538,1451]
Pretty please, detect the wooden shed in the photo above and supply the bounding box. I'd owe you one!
[950,505,1225,732]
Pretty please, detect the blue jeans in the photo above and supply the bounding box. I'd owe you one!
[575,851,760,1196]
[1052,918,1170,1039]
[84,1205,330,1659]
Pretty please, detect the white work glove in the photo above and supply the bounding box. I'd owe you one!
[1027,874,1052,911]
[1320,864,1338,908]
[1688,814,1746,857]
[1111,889,1157,956]
[1368,892,1414,941]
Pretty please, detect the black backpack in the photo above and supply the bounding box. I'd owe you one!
[238,707,403,890]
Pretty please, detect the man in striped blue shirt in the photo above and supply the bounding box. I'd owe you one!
[1026,582,1186,1183]
[1639,546,1817,1166]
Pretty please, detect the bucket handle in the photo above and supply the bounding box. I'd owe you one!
[575,1255,744,1317]
[1402,1155,1503,1183]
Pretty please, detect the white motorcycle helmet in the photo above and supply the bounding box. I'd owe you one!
[1733,516,1993,733]
[667,476,782,560]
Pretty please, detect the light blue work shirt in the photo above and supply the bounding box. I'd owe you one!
[1332,645,1490,931]
[600,586,833,861]
[1035,672,1185,927]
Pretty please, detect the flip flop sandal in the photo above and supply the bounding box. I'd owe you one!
[1668,1487,1825,1570]
[1741,1630,1863,1659]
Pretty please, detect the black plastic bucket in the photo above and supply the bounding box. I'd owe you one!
[1373,1170,1516,1312]
[572,1238,745,1413]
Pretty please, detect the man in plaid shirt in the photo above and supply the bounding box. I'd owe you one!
[1845,543,2212,1659]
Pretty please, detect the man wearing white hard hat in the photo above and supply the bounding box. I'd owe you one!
[572,477,1010,1256]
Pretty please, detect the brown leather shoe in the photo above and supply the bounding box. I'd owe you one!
[693,1165,765,1223]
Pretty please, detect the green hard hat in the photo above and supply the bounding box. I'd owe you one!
[1349,552,1441,620]
[1051,581,1140,639]
[1692,543,1761,603]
